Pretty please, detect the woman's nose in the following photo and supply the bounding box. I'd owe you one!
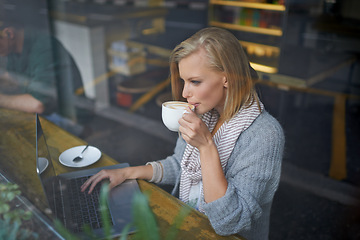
[182,83,190,99]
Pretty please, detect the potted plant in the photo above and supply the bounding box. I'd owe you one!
[0,183,38,240]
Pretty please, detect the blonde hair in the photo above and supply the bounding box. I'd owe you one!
[169,27,260,121]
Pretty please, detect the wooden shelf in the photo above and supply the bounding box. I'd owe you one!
[250,62,278,74]
[209,0,288,74]
[239,40,280,53]
[210,0,285,11]
[210,21,283,36]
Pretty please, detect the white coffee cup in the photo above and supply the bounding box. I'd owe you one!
[162,101,195,132]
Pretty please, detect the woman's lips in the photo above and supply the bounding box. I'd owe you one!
[188,102,199,108]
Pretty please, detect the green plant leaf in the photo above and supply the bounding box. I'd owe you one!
[8,219,20,240]
[99,183,112,239]
[0,203,10,214]
[165,206,191,240]
[22,210,32,221]
[54,219,80,240]
[0,183,37,239]
[83,224,98,240]
[132,192,160,240]
[119,223,132,240]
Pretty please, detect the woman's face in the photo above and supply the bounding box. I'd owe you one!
[178,48,227,115]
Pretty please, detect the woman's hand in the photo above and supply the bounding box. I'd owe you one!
[81,168,128,194]
[81,165,153,194]
[179,107,228,203]
[178,107,212,150]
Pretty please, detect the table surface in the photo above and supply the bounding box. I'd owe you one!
[0,108,244,240]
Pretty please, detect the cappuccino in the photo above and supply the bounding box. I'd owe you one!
[163,102,192,110]
[162,101,194,132]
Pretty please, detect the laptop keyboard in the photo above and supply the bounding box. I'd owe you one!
[67,176,114,233]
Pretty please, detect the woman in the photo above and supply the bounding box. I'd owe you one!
[82,27,285,239]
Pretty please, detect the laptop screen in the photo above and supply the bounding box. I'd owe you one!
[35,114,61,218]
[36,113,56,180]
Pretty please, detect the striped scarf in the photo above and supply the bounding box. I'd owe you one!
[179,100,264,211]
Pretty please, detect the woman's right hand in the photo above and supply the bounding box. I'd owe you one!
[81,165,153,194]
[81,168,128,194]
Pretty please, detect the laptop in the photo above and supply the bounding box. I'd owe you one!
[35,114,140,238]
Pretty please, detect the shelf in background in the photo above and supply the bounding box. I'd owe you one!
[240,41,280,74]
[162,1,208,10]
[240,40,280,53]
[210,20,283,36]
[250,62,278,74]
[210,0,285,11]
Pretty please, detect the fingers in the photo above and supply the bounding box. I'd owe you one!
[179,111,212,148]
[180,114,203,132]
[185,106,195,114]
[179,110,197,129]
[182,106,196,119]
[81,170,108,194]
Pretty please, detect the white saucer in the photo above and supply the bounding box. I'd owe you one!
[37,157,49,174]
[59,145,102,168]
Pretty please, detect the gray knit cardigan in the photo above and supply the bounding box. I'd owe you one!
[158,111,285,240]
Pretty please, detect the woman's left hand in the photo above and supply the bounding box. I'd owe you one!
[178,107,212,149]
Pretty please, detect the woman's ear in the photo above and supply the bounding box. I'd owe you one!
[223,75,228,88]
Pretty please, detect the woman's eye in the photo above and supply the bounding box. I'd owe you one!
[191,80,201,85]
